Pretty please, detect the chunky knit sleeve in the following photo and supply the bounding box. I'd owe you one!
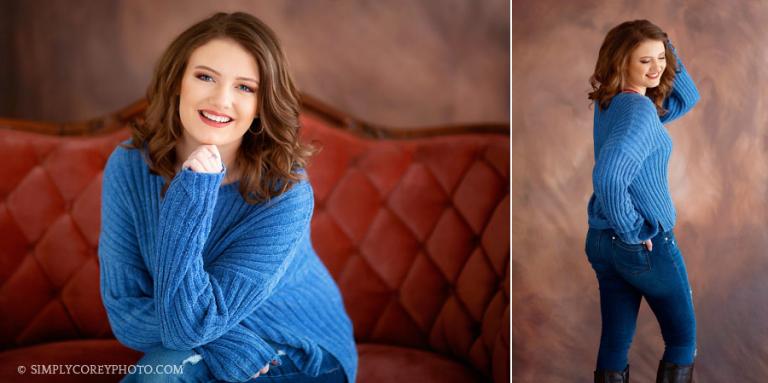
[99,150,293,382]
[592,96,659,244]
[150,168,313,351]
[99,149,164,352]
[661,42,700,124]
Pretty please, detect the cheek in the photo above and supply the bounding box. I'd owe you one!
[235,99,258,130]
[179,84,195,111]
[629,65,644,81]
[180,80,207,107]
[238,97,258,118]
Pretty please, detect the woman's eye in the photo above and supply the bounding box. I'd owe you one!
[196,74,214,82]
[640,61,650,64]
[238,84,255,93]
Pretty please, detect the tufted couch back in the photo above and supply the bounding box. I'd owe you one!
[0,102,509,381]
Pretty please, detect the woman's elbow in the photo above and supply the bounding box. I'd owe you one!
[158,313,220,350]
[159,328,204,351]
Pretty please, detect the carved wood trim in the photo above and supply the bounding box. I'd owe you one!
[0,95,509,138]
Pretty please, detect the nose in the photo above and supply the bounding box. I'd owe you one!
[209,84,233,110]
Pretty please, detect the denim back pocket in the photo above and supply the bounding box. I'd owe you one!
[610,236,651,274]
[661,233,684,268]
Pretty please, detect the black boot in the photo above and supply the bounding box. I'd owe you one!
[656,360,694,383]
[594,365,629,383]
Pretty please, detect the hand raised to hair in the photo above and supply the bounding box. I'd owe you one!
[182,145,223,174]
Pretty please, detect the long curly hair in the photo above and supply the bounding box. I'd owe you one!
[126,12,314,203]
[588,19,677,114]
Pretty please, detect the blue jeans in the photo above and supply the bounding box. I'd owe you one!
[120,345,346,383]
[585,228,696,371]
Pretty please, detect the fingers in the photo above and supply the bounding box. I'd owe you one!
[645,239,653,252]
[207,145,221,160]
[183,158,205,173]
[183,145,222,174]
[250,363,270,379]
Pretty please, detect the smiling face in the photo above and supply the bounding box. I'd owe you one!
[178,38,260,154]
[624,39,666,94]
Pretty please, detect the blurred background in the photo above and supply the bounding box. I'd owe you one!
[0,0,509,128]
[513,0,768,382]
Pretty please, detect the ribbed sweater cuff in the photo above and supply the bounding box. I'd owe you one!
[615,228,642,245]
[173,167,226,199]
[197,326,282,382]
[669,41,699,101]
[615,218,658,245]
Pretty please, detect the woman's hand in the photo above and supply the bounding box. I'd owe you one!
[182,145,223,174]
[643,239,653,252]
[250,363,271,379]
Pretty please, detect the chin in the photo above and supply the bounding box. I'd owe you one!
[189,130,228,146]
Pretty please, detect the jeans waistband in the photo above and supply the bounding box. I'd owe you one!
[590,226,674,242]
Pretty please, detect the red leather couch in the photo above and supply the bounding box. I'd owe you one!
[0,96,509,382]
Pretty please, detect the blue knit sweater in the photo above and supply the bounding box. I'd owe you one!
[588,53,700,244]
[98,143,358,382]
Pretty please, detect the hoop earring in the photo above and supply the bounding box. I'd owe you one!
[249,117,262,135]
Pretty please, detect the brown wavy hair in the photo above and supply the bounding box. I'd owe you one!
[588,19,677,114]
[126,12,314,203]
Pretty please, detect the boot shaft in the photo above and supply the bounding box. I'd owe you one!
[656,360,694,383]
[595,365,630,383]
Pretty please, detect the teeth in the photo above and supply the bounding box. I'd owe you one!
[201,111,232,123]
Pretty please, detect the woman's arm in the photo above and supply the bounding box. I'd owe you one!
[100,260,277,383]
[98,149,283,382]
[660,41,700,124]
[150,169,313,351]
[593,96,658,244]
[98,152,163,352]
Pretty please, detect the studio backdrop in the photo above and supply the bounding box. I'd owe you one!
[513,1,768,382]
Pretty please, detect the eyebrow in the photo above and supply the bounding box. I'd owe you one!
[639,53,666,59]
[194,65,259,84]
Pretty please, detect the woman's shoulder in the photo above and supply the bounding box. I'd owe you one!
[608,92,657,115]
[104,140,147,180]
[269,175,314,205]
[247,174,314,214]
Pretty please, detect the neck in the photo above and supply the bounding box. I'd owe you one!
[623,85,646,95]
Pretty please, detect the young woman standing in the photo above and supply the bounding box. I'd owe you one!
[585,19,699,383]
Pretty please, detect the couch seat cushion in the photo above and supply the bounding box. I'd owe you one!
[0,339,140,382]
[1,340,483,382]
[357,343,483,382]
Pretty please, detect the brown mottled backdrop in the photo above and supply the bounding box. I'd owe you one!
[0,0,509,128]
[513,1,768,382]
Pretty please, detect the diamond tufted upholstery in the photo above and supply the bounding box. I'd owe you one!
[0,100,509,382]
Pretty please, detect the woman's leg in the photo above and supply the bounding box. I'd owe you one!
[120,346,214,383]
[619,231,696,366]
[586,229,643,372]
[614,230,696,383]
[643,232,696,364]
[256,348,346,383]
